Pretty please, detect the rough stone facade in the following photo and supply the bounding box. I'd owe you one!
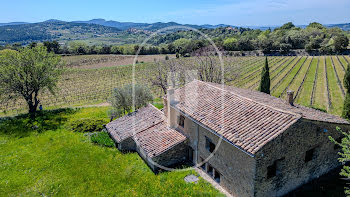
[166,99,350,197]
[135,140,188,172]
[118,137,136,152]
[197,125,256,197]
[254,119,348,196]
[168,105,256,197]
[152,141,189,170]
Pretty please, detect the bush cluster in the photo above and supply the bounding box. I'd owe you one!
[69,118,106,133]
[90,132,115,147]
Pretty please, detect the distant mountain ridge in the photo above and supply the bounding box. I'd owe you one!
[0,22,29,26]
[0,19,349,45]
[326,23,350,30]
[1,19,349,30]
[71,19,229,30]
[0,20,121,45]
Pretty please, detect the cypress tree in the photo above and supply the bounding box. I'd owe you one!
[259,57,270,94]
[342,63,350,119]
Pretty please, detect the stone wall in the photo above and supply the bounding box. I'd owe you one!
[168,105,257,197]
[135,140,188,172]
[254,119,349,197]
[197,125,256,197]
[153,141,189,169]
[118,137,136,152]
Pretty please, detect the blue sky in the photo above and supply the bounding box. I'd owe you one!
[1,0,349,26]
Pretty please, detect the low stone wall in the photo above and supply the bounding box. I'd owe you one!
[135,141,189,172]
[152,141,189,169]
[118,137,136,152]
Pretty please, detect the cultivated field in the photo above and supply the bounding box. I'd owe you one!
[64,54,175,69]
[1,55,350,116]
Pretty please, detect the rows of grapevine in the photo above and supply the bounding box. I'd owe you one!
[1,55,350,117]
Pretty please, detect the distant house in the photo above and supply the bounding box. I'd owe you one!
[106,80,349,197]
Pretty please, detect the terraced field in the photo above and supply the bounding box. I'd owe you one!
[1,55,350,117]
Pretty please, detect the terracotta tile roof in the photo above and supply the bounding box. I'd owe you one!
[135,122,186,158]
[106,104,186,157]
[208,82,349,125]
[171,80,349,155]
[106,104,164,143]
[171,80,302,155]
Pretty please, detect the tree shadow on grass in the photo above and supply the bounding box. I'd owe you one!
[0,108,77,138]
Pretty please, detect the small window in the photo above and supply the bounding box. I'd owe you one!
[267,158,285,179]
[207,164,213,176]
[214,170,221,183]
[205,137,216,153]
[334,137,342,150]
[305,148,315,162]
[267,163,277,178]
[178,115,185,128]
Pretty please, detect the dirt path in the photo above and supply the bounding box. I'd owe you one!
[79,102,111,108]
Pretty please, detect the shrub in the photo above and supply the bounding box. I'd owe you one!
[91,132,115,147]
[69,118,107,133]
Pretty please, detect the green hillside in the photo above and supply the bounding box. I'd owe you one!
[0,21,121,45]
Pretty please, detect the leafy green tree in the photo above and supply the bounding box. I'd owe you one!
[108,84,153,119]
[173,38,192,56]
[329,127,350,195]
[223,37,238,51]
[343,63,350,119]
[28,42,37,49]
[277,22,295,30]
[0,46,62,113]
[69,41,88,55]
[111,46,121,54]
[100,45,111,54]
[43,41,60,54]
[333,34,349,53]
[167,43,176,54]
[259,57,270,94]
[306,22,325,30]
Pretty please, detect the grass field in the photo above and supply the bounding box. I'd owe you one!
[1,55,350,117]
[0,107,222,196]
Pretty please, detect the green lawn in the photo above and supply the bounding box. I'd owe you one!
[0,107,222,197]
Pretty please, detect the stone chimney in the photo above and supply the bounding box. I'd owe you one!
[163,88,174,120]
[287,90,294,105]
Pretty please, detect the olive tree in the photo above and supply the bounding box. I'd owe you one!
[108,84,153,120]
[0,46,62,114]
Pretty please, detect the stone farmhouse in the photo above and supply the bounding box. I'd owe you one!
[106,80,350,197]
